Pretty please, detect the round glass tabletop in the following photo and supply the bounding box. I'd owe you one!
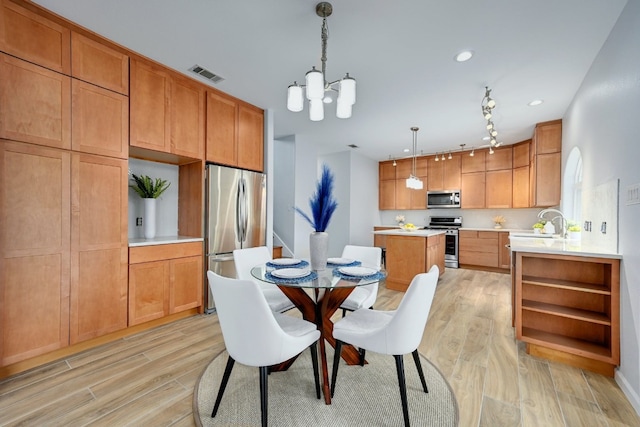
[250,264,384,289]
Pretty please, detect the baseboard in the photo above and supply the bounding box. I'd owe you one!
[616,369,640,417]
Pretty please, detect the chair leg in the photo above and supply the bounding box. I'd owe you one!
[330,340,343,398]
[212,356,235,417]
[411,350,428,393]
[358,347,366,366]
[310,341,321,399]
[342,308,347,317]
[394,355,411,427]
[259,366,268,427]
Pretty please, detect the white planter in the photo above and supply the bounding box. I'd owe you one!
[143,198,157,239]
[309,231,329,271]
[568,231,581,240]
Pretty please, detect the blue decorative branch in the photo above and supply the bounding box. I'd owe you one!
[294,164,338,232]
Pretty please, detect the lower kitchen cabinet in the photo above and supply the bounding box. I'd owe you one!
[128,242,203,326]
[513,251,620,376]
[459,230,499,268]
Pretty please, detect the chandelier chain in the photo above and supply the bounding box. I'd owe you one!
[320,18,328,83]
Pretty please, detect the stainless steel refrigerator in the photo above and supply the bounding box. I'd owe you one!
[205,164,266,313]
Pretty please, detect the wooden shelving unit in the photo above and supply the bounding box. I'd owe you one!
[514,252,620,376]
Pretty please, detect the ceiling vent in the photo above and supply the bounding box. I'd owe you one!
[348,144,359,148]
[189,65,224,84]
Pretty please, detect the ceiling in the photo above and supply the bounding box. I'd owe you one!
[34,0,627,161]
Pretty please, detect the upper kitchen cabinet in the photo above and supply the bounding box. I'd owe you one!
[0,53,71,149]
[71,32,128,95]
[0,0,70,74]
[1,141,71,366]
[428,154,461,191]
[461,149,486,173]
[379,160,396,210]
[206,90,265,172]
[512,140,531,208]
[486,146,512,171]
[71,79,128,159]
[130,58,205,162]
[530,120,562,207]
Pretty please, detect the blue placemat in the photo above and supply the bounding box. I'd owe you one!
[265,270,318,284]
[266,260,310,269]
[332,268,385,282]
[326,260,361,268]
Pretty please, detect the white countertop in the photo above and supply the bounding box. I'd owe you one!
[372,229,446,237]
[461,227,531,232]
[509,235,621,259]
[128,236,204,247]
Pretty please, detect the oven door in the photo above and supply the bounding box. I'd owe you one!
[443,232,459,268]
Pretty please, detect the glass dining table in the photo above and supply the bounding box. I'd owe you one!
[251,261,385,405]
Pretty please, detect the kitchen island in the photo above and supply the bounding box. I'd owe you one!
[373,229,445,291]
[510,235,622,376]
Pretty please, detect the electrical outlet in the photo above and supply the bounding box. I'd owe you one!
[601,221,607,234]
[627,183,640,205]
[136,217,143,226]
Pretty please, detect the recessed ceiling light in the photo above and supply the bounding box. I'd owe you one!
[454,50,474,62]
[482,136,490,141]
[528,99,544,106]
[403,148,410,153]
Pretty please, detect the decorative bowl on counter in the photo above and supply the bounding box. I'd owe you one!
[402,223,418,231]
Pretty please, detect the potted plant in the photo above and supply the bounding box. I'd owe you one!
[294,165,338,270]
[567,222,581,240]
[130,174,171,239]
[492,215,506,229]
[532,221,545,234]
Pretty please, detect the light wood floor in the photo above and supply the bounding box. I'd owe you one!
[1,268,639,426]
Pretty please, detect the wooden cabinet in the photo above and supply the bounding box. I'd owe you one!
[69,153,128,344]
[0,0,70,74]
[461,149,486,173]
[206,91,264,172]
[385,234,444,292]
[128,242,203,326]
[373,227,396,249]
[379,160,396,181]
[514,252,620,376]
[1,141,70,366]
[71,79,128,158]
[459,230,499,268]
[513,141,530,168]
[428,154,460,191]
[379,179,396,210]
[486,169,512,208]
[530,120,562,207]
[498,232,510,269]
[0,53,71,149]
[513,166,530,208]
[461,172,485,208]
[71,31,128,95]
[486,146,512,171]
[130,58,205,160]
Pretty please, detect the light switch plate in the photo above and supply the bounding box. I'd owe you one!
[627,183,640,205]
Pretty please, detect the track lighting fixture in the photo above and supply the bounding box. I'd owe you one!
[481,86,501,147]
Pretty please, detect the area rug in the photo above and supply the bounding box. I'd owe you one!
[193,346,459,426]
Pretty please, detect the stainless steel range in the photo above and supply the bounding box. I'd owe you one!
[424,216,462,268]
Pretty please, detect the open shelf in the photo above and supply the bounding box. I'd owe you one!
[522,275,611,295]
[521,327,613,361]
[522,299,611,325]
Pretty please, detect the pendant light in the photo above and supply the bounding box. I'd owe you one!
[405,127,423,190]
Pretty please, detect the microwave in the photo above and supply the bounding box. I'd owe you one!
[427,190,461,208]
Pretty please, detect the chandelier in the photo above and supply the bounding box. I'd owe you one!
[481,86,501,147]
[286,2,356,121]
[406,127,423,190]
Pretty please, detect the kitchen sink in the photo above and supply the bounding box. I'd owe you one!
[509,232,560,239]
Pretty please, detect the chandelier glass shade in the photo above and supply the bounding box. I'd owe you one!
[286,2,356,121]
[405,127,423,190]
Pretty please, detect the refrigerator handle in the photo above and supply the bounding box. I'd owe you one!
[235,178,243,243]
[241,178,249,244]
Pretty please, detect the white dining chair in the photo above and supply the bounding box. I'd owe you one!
[339,245,382,316]
[330,265,440,427]
[207,271,321,427]
[233,246,296,313]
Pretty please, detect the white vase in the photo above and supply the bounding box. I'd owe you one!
[568,231,581,240]
[143,198,157,239]
[309,231,329,271]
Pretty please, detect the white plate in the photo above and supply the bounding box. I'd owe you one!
[271,268,310,279]
[339,266,378,277]
[270,258,302,266]
[327,257,355,265]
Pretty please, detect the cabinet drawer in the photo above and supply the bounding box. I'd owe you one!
[460,238,499,254]
[459,251,498,267]
[129,241,203,264]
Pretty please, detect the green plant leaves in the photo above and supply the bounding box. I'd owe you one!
[130,174,171,198]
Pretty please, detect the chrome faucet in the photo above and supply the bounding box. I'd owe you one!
[537,208,568,238]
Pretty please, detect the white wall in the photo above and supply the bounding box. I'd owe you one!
[319,152,350,258]
[127,158,179,238]
[293,136,319,260]
[273,136,296,255]
[349,152,380,246]
[562,0,640,412]
[379,207,541,230]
